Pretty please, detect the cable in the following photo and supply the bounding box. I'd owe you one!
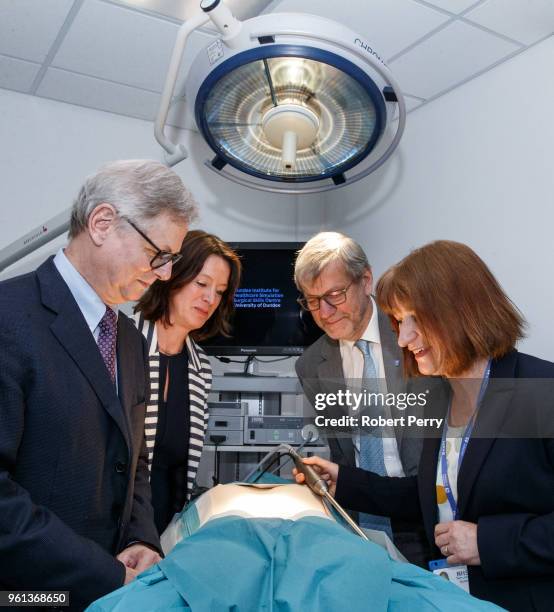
[214,356,250,364]
[250,450,285,483]
[246,432,316,483]
[268,432,314,475]
[214,355,292,365]
[243,355,255,375]
[210,435,226,486]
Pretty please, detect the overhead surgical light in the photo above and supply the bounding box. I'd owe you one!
[0,1,407,273]
[155,0,406,194]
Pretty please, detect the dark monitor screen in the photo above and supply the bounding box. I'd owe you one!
[201,242,324,356]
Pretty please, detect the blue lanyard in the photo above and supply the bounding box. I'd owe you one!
[439,360,491,519]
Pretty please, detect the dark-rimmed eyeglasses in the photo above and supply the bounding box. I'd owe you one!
[124,217,182,270]
[297,282,353,312]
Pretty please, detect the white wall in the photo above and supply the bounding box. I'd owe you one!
[327,37,554,360]
[2,38,552,361]
[0,90,332,377]
[0,89,327,280]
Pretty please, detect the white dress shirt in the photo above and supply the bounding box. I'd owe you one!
[340,296,405,477]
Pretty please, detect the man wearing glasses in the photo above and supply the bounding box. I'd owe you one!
[294,231,428,566]
[0,160,196,609]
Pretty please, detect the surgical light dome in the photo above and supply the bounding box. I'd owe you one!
[155,0,406,194]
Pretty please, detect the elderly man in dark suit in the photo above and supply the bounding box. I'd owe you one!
[0,160,196,610]
[294,231,428,566]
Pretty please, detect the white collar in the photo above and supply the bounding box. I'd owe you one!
[341,296,380,348]
[53,248,118,334]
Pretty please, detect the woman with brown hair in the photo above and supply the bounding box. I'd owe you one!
[295,240,554,611]
[134,230,241,534]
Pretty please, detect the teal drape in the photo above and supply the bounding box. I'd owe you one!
[88,516,503,612]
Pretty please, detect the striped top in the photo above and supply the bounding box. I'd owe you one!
[134,313,212,501]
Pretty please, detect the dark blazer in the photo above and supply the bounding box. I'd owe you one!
[0,258,159,610]
[295,306,423,475]
[335,350,554,611]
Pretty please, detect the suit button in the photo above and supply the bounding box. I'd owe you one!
[115,461,127,473]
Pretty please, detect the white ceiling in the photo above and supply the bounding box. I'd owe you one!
[0,0,552,129]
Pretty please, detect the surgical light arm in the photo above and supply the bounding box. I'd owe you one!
[154,1,242,166]
[0,208,71,273]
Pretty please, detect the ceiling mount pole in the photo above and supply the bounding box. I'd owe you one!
[154,10,210,166]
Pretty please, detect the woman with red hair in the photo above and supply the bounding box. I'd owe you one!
[296,240,554,611]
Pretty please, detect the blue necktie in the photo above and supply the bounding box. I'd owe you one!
[355,339,393,539]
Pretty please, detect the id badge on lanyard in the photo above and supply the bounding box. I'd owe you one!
[428,361,491,591]
[429,559,470,592]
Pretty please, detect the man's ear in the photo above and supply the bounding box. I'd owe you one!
[88,204,117,246]
[362,268,373,296]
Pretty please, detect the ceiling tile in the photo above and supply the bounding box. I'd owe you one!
[270,0,450,59]
[405,94,426,109]
[0,55,40,93]
[393,94,425,119]
[420,0,480,14]
[0,0,74,62]
[36,68,196,130]
[37,68,158,119]
[389,20,520,98]
[465,0,554,45]
[52,0,215,92]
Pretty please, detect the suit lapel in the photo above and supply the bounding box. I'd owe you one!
[419,436,442,544]
[456,355,516,519]
[114,317,135,449]
[316,336,356,465]
[186,336,203,374]
[143,314,159,356]
[186,336,208,410]
[378,308,403,395]
[418,379,449,543]
[38,259,130,448]
[317,335,346,397]
[418,355,517,531]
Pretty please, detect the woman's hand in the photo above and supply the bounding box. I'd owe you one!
[117,543,162,573]
[292,456,339,497]
[434,520,481,565]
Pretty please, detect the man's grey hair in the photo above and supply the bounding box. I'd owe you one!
[294,231,371,289]
[68,159,198,239]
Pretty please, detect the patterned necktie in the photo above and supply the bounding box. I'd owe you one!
[98,306,117,383]
[354,339,393,539]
